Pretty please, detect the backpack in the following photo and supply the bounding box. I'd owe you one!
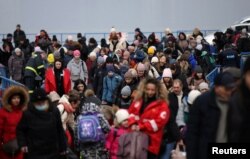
[201,51,216,73]
[77,114,104,143]
[117,131,149,159]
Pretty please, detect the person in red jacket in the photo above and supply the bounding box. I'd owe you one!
[45,59,71,96]
[128,77,170,159]
[0,85,29,159]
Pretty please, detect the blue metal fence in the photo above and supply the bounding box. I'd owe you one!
[206,66,221,87]
[0,76,25,107]
[0,29,218,45]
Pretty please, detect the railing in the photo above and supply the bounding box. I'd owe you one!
[0,29,218,45]
[240,52,250,71]
[206,65,221,87]
[0,76,25,107]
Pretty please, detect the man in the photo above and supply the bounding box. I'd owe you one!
[13,24,26,47]
[218,44,239,68]
[228,57,250,142]
[169,79,188,128]
[24,47,47,93]
[186,72,236,159]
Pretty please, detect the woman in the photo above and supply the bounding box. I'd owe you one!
[156,54,168,76]
[0,86,29,159]
[128,78,170,159]
[8,48,25,83]
[187,65,206,90]
[73,79,87,118]
[16,88,67,159]
[45,59,71,96]
[67,50,88,86]
[162,68,173,92]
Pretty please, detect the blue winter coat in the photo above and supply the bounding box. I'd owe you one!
[102,74,122,103]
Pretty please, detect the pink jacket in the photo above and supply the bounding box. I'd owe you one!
[105,127,129,159]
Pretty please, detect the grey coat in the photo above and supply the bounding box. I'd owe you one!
[8,53,25,82]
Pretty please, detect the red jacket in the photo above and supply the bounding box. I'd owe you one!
[0,107,23,159]
[128,99,170,155]
[0,86,28,159]
[45,68,71,94]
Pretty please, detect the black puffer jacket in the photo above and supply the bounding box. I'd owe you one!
[186,90,220,159]
[228,82,250,142]
[16,103,67,159]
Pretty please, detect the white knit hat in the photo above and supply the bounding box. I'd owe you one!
[34,46,44,53]
[162,68,172,78]
[151,56,159,63]
[67,35,73,41]
[15,48,21,53]
[187,90,201,105]
[115,109,129,124]
[110,27,116,33]
[89,51,97,57]
[198,82,209,91]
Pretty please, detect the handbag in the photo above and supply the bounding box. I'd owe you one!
[2,138,20,156]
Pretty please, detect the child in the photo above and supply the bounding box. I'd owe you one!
[102,65,122,105]
[106,109,130,159]
[115,86,132,109]
[75,102,110,158]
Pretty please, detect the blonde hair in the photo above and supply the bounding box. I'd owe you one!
[134,78,168,102]
[84,89,95,97]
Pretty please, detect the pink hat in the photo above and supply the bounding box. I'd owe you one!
[73,50,81,57]
[162,68,172,78]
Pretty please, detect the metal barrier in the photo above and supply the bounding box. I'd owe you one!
[0,29,218,45]
[240,52,250,71]
[206,66,221,87]
[0,76,25,107]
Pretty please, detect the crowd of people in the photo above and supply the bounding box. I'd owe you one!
[0,24,250,159]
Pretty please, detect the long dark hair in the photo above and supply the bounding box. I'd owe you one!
[73,79,87,92]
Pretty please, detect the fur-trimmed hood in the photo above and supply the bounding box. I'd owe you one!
[2,86,29,112]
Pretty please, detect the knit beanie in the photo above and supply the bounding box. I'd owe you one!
[121,86,131,96]
[151,56,159,63]
[124,71,133,79]
[187,90,201,105]
[47,54,55,64]
[162,68,172,78]
[106,65,115,73]
[194,65,203,73]
[198,82,209,91]
[148,46,156,56]
[115,109,129,124]
[15,48,21,53]
[89,51,97,58]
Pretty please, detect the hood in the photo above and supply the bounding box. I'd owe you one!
[201,51,208,57]
[2,86,29,112]
[58,95,70,104]
[81,102,101,114]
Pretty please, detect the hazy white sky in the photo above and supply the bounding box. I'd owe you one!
[0,0,249,34]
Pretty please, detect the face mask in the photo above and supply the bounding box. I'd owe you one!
[35,104,49,111]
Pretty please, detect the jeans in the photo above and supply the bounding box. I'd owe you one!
[160,142,176,159]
